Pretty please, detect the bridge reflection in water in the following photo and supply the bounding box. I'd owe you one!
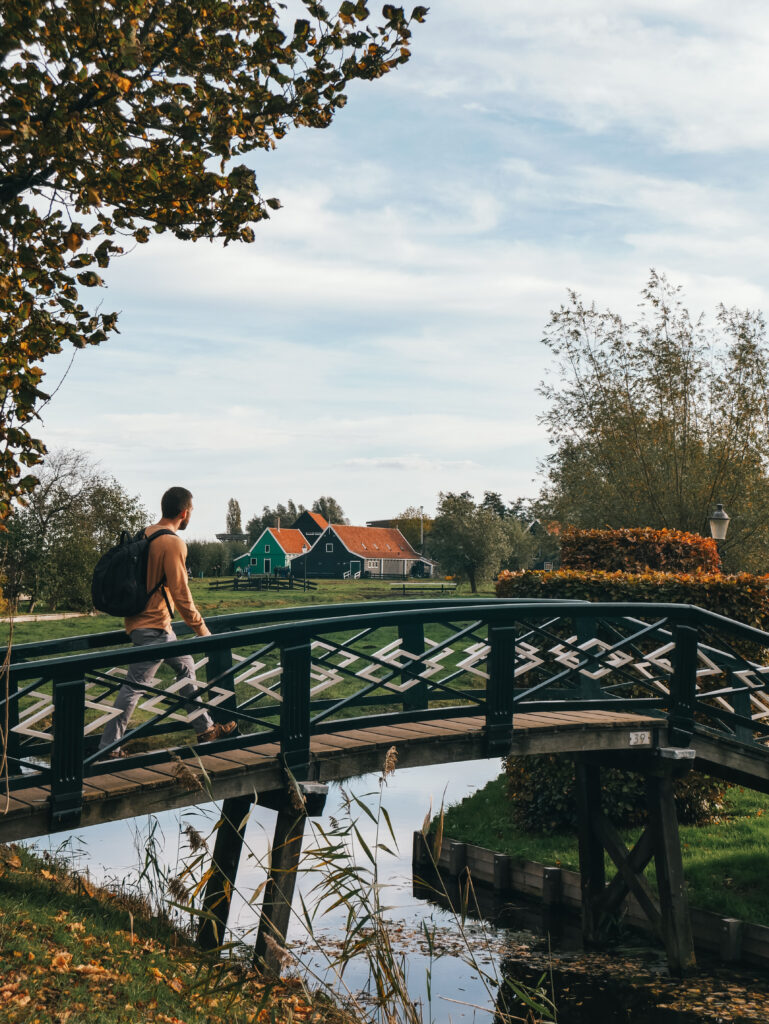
[3,597,769,975]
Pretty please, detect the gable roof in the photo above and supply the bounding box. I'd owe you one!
[267,528,310,554]
[332,525,421,560]
[307,511,328,530]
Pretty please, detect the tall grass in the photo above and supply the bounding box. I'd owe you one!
[159,748,556,1023]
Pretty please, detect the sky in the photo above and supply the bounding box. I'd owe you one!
[36,0,769,538]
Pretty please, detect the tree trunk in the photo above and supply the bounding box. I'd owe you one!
[468,569,477,593]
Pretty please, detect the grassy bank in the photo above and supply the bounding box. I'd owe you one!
[440,774,769,926]
[5,577,494,646]
[0,843,349,1024]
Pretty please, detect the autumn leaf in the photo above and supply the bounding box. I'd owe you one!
[51,950,73,971]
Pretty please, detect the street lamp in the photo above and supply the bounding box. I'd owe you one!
[708,504,730,542]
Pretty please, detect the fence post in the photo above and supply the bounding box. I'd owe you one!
[669,624,698,747]
[280,640,312,778]
[485,624,516,756]
[399,620,426,712]
[206,632,236,718]
[50,674,85,830]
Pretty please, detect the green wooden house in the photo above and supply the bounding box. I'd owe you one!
[233,527,309,575]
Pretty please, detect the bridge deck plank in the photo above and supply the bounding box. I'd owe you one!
[0,711,725,843]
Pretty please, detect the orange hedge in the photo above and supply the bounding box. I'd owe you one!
[496,568,769,630]
[560,526,720,573]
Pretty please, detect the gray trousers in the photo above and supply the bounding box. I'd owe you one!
[98,628,213,751]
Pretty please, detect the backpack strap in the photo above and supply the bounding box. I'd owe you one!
[144,528,180,620]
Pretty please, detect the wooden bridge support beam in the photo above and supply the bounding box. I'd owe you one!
[198,793,255,950]
[253,781,328,975]
[253,804,307,974]
[575,752,696,977]
[645,769,696,976]
[575,759,605,945]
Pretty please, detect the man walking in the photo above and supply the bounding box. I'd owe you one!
[98,486,236,758]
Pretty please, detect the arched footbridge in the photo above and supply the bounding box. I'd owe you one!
[3,597,769,974]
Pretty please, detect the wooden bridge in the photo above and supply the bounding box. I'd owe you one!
[3,597,769,975]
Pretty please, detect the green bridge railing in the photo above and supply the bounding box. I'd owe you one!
[3,598,769,831]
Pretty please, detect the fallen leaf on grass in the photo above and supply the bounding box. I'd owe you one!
[40,869,56,880]
[51,951,72,972]
[74,962,119,980]
[167,977,184,994]
[65,922,86,934]
[0,846,22,869]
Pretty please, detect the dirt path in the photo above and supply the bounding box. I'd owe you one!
[0,611,95,623]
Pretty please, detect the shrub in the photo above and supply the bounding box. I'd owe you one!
[503,754,728,832]
[495,568,769,631]
[560,526,719,573]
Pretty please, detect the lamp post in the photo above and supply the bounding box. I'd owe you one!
[708,504,730,571]
[708,504,730,542]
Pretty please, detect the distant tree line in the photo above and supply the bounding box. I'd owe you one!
[244,495,348,543]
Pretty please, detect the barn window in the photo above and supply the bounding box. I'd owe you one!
[264,544,270,553]
[326,543,333,552]
[250,558,257,565]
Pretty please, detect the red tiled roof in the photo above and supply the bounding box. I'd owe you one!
[268,528,311,554]
[308,511,328,529]
[332,525,421,559]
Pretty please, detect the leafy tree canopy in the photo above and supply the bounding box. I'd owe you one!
[2,448,146,610]
[0,1,424,517]
[311,495,347,524]
[538,271,769,572]
[392,504,431,550]
[428,491,526,593]
[246,497,305,542]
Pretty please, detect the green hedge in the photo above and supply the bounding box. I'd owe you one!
[560,526,720,573]
[504,754,728,832]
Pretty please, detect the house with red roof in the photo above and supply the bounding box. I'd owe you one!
[290,524,435,579]
[233,527,311,576]
[292,510,328,547]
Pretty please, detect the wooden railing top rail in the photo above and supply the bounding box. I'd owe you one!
[4,597,769,834]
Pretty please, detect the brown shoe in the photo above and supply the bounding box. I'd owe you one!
[197,721,237,743]
[98,748,126,761]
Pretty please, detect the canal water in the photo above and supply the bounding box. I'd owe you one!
[29,759,769,1023]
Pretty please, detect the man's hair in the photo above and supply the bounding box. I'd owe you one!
[161,486,193,519]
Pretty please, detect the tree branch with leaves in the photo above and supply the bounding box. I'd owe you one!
[0,0,426,518]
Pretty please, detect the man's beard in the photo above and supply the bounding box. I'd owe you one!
[179,518,189,531]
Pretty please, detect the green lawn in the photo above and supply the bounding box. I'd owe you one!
[5,576,495,647]
[440,773,769,926]
[0,844,351,1024]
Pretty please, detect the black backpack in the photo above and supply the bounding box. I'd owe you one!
[91,528,175,617]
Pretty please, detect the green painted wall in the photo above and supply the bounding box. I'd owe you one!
[233,530,290,574]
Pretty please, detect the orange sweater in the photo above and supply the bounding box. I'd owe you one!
[124,526,209,636]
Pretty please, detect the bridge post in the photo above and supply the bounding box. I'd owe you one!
[576,614,603,699]
[205,633,236,717]
[485,625,516,756]
[574,758,605,944]
[729,674,753,745]
[198,793,255,950]
[280,641,312,778]
[669,625,698,747]
[399,621,426,712]
[50,674,85,831]
[0,661,20,775]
